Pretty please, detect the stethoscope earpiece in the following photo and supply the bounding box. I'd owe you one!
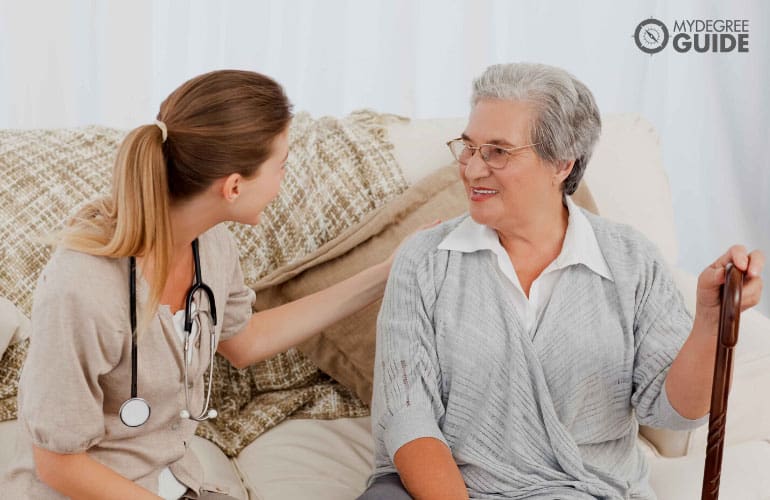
[179,408,217,421]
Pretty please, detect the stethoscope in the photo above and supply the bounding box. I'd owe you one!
[119,239,219,427]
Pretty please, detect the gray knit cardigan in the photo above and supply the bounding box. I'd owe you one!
[370,211,708,500]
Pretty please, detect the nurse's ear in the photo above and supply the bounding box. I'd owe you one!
[219,173,242,203]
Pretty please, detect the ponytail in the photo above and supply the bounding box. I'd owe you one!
[57,124,172,336]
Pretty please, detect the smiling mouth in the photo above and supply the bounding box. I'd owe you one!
[472,188,499,195]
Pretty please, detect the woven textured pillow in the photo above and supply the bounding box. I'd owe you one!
[0,126,125,316]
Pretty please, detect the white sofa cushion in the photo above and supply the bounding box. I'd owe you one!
[387,116,461,187]
[686,304,770,451]
[645,438,770,500]
[582,113,679,264]
[0,420,18,475]
[188,435,249,500]
[235,417,373,500]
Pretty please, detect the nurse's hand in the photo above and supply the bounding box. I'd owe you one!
[694,245,764,332]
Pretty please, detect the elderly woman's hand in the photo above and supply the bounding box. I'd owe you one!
[695,245,765,331]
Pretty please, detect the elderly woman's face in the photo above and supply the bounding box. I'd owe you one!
[460,98,560,230]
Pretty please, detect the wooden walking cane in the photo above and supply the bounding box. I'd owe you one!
[701,263,745,500]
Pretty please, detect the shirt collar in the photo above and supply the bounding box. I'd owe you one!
[437,196,613,281]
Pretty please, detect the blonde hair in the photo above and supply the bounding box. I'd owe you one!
[55,70,292,335]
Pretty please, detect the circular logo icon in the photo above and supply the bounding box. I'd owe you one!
[634,18,669,54]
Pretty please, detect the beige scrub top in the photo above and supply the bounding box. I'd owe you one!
[1,224,256,499]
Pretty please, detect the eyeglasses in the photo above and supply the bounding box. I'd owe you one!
[446,138,541,169]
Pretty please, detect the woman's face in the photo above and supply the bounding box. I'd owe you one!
[460,99,561,231]
[230,127,289,225]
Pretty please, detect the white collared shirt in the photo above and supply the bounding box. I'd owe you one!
[437,196,613,332]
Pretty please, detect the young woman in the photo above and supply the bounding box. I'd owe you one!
[1,70,410,499]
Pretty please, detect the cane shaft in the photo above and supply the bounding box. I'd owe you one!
[701,264,743,500]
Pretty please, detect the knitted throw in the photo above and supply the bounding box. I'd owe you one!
[0,110,409,456]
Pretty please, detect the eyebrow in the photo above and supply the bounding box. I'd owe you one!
[460,133,515,147]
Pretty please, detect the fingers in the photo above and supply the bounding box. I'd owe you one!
[747,249,765,278]
[710,244,748,272]
[709,246,765,312]
[741,250,764,310]
[713,246,765,276]
[740,276,763,311]
[703,246,765,292]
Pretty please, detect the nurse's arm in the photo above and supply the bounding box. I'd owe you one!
[217,260,390,369]
[33,445,161,499]
[393,437,469,500]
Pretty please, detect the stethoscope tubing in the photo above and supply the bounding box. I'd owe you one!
[122,239,218,427]
[129,255,138,399]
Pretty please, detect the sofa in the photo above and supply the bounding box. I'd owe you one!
[1,113,769,499]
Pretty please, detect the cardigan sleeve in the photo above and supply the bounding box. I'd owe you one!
[370,236,449,466]
[630,246,709,430]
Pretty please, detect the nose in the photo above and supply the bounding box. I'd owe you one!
[462,151,489,180]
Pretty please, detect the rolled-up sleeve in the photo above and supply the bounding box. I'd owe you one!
[218,230,256,342]
[19,253,119,454]
[371,239,448,465]
[631,248,709,430]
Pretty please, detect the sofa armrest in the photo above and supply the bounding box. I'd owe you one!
[640,268,770,457]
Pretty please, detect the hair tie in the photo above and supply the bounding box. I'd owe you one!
[154,120,168,143]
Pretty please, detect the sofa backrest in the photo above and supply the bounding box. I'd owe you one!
[386,113,679,265]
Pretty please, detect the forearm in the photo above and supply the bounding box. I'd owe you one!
[220,261,390,367]
[33,446,161,500]
[394,437,468,500]
[665,316,719,419]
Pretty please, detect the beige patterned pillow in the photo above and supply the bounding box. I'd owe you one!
[0,126,125,316]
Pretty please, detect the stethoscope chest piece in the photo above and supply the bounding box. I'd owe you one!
[119,397,151,427]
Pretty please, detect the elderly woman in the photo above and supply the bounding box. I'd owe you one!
[360,63,765,500]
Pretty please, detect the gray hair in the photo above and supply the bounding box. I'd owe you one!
[471,63,601,195]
